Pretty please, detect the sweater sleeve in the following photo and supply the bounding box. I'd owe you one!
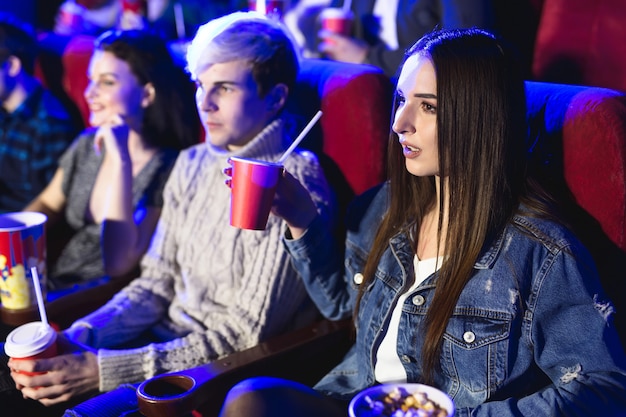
[75,147,334,392]
[96,225,303,392]
[64,154,184,391]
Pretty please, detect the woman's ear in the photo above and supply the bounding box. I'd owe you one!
[141,82,156,108]
[266,83,288,113]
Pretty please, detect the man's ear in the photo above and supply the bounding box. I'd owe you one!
[266,83,288,113]
[141,82,156,108]
[4,56,22,77]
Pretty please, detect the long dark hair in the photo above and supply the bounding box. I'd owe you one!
[94,30,199,150]
[357,28,539,384]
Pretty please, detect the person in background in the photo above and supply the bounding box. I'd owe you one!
[282,0,332,58]
[218,27,626,416]
[4,11,333,416]
[53,0,239,41]
[0,12,77,213]
[319,0,495,78]
[53,0,121,36]
[25,29,199,288]
[144,0,237,41]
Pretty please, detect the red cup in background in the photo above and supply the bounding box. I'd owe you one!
[229,157,283,230]
[122,0,147,14]
[55,1,86,35]
[119,0,148,30]
[320,7,354,37]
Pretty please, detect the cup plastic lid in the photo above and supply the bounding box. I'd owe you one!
[4,322,57,358]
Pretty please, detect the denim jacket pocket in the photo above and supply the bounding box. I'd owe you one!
[440,311,512,401]
[345,240,370,291]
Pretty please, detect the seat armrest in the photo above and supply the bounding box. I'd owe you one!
[137,318,353,417]
[0,273,134,329]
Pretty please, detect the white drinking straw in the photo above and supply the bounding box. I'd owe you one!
[276,110,323,164]
[256,0,266,15]
[30,266,49,327]
[342,0,352,13]
[173,2,185,40]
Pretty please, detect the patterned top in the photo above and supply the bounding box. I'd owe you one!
[0,84,77,212]
[50,131,179,288]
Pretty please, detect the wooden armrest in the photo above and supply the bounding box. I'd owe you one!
[137,318,353,417]
[0,273,134,329]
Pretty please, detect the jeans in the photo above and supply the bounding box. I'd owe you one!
[63,384,141,417]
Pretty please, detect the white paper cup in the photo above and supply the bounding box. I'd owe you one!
[4,321,58,375]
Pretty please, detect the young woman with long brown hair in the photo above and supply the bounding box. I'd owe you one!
[218,27,626,416]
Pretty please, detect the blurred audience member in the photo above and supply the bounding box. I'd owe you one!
[283,0,332,58]
[53,0,239,41]
[0,12,77,213]
[146,0,237,41]
[25,29,199,288]
[318,0,495,77]
[53,0,121,37]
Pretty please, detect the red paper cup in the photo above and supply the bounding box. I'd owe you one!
[4,321,58,376]
[229,157,283,230]
[0,212,47,310]
[320,7,354,37]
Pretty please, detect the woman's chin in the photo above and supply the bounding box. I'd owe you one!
[88,116,103,128]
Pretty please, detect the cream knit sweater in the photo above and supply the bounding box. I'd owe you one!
[65,120,333,391]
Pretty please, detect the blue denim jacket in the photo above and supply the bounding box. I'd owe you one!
[285,183,626,416]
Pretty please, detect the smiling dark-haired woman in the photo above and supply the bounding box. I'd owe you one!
[25,29,199,289]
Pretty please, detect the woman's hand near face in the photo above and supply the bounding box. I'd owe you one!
[93,114,131,163]
[223,164,318,239]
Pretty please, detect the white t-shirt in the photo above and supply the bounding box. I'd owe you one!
[373,0,400,49]
[374,255,442,383]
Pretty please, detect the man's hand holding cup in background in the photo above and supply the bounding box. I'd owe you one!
[318,7,368,64]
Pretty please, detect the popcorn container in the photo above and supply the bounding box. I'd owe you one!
[0,212,47,310]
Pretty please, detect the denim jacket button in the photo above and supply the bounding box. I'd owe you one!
[463,331,476,343]
[353,273,364,285]
[412,295,425,306]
